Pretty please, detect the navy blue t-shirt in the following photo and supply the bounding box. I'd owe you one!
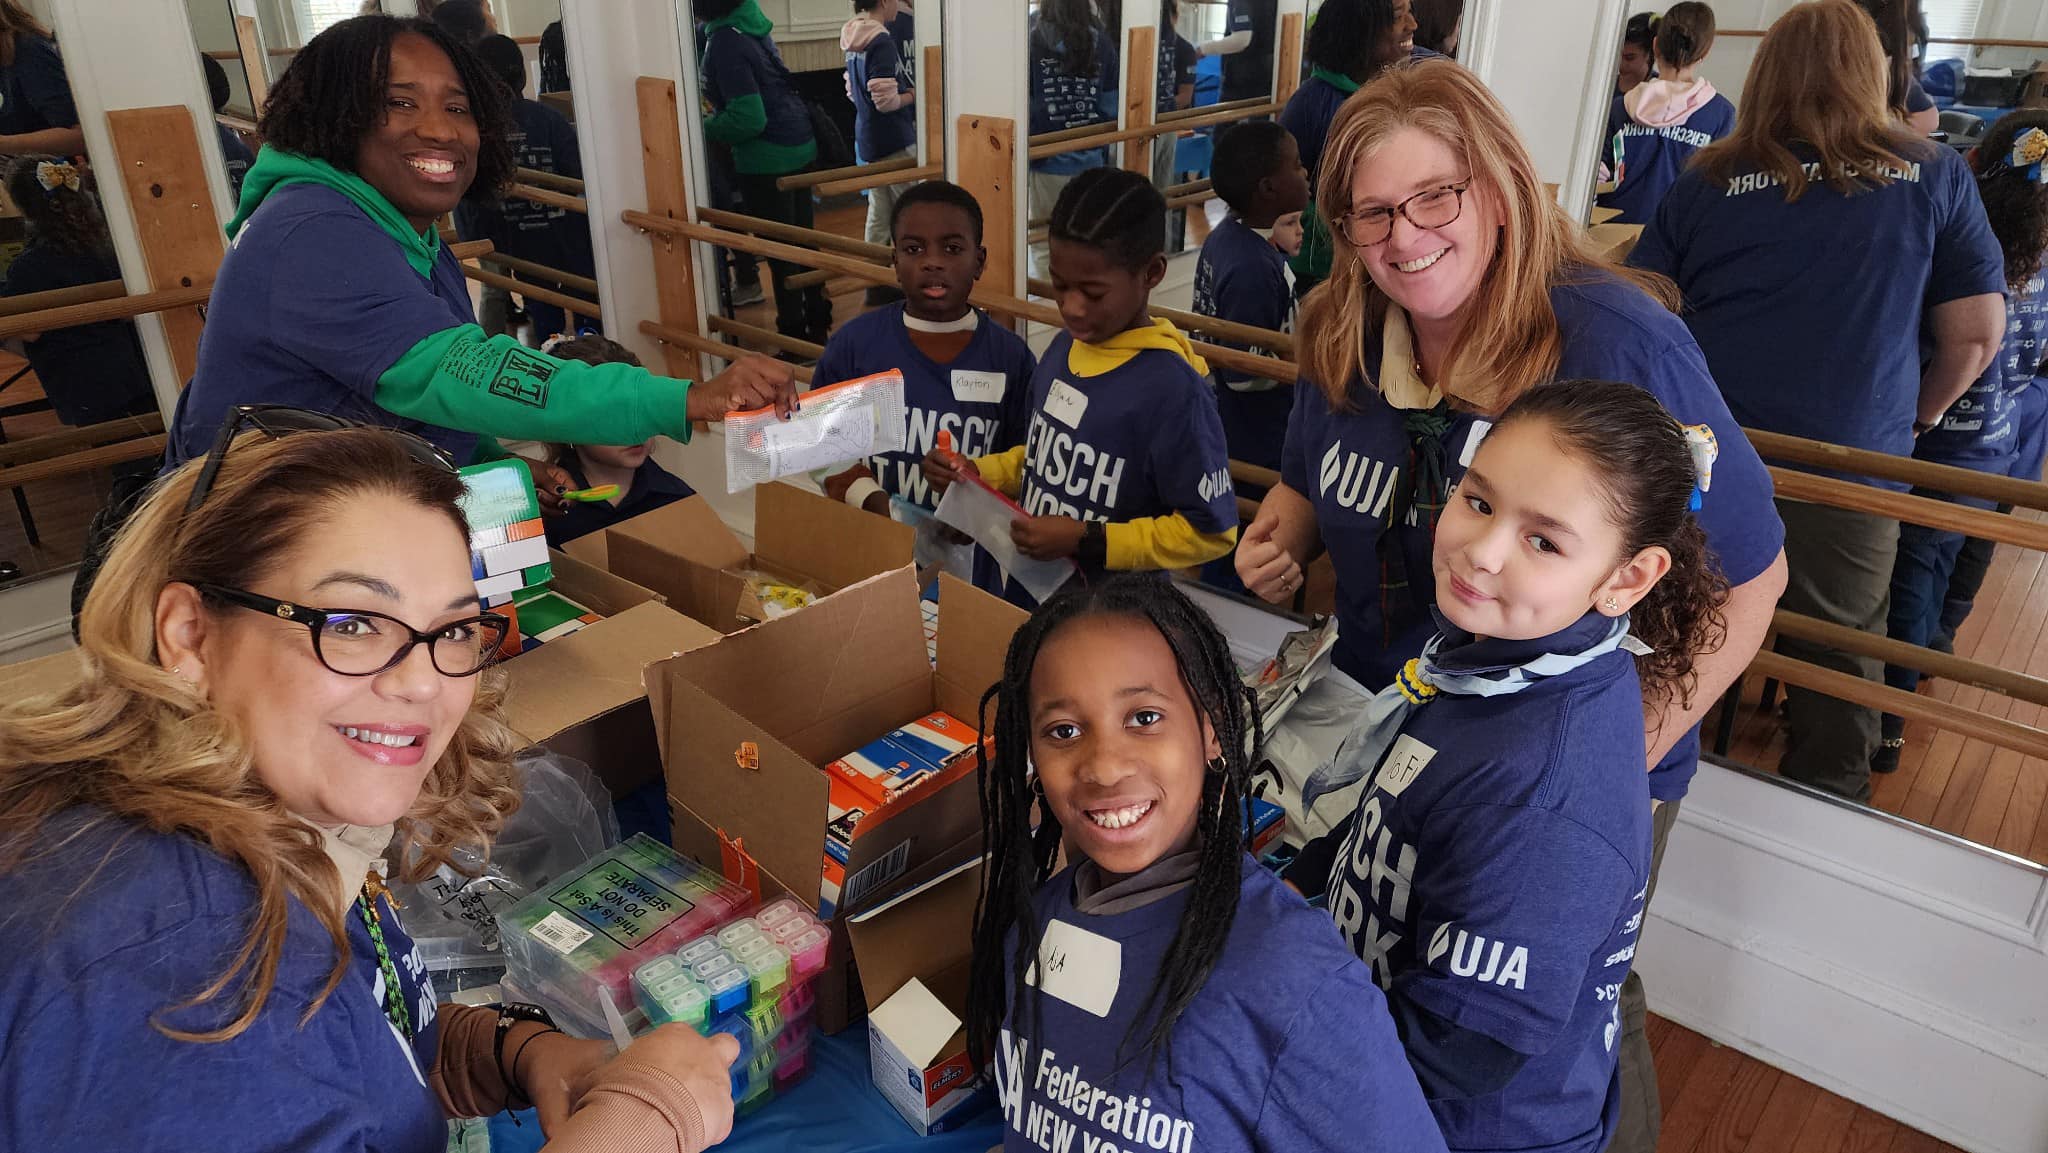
[1278,73,1353,182]
[1028,21,1119,175]
[0,813,445,1152]
[546,454,697,548]
[1324,611,1652,1153]
[1194,215,1294,470]
[1916,273,2048,469]
[455,98,595,282]
[1018,332,1237,539]
[996,859,1449,1153]
[1155,30,1197,114]
[1219,0,1277,104]
[814,306,1036,510]
[172,183,480,467]
[217,124,255,202]
[888,8,916,81]
[701,25,814,153]
[0,35,77,138]
[848,28,916,161]
[1630,142,2005,486]
[1281,275,1784,802]
[1,241,154,426]
[1595,91,1735,226]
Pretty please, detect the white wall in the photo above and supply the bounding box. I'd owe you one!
[1466,0,1627,216]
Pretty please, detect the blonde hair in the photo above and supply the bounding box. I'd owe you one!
[0,429,523,1043]
[1694,0,1927,201]
[1300,59,1678,412]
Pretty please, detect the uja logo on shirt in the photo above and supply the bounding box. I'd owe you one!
[1319,441,1401,519]
[1427,922,1531,990]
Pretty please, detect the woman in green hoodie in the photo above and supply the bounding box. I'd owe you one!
[170,14,795,472]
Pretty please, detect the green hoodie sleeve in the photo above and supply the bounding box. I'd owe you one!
[704,93,768,145]
[377,326,695,447]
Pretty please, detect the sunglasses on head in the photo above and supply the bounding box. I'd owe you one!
[184,405,458,515]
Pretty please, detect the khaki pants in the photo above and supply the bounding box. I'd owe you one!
[1604,797,1681,1153]
[862,146,919,248]
[1028,169,1078,280]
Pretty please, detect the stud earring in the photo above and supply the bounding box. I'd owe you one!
[1604,596,1619,612]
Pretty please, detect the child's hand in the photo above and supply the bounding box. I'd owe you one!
[1012,515,1086,560]
[921,444,978,495]
[825,463,891,515]
[531,462,576,518]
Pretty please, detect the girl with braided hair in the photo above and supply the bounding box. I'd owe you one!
[965,574,1445,1153]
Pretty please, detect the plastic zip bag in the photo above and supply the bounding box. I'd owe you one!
[725,370,907,493]
[933,470,1078,603]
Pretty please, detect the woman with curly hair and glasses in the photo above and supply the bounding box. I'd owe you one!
[169,15,794,476]
[0,417,742,1152]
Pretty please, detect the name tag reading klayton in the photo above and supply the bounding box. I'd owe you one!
[952,370,1006,404]
[1044,380,1090,430]
[1027,917,1122,1017]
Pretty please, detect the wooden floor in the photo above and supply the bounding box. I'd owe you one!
[1650,1015,1957,1153]
[0,350,120,584]
[1707,507,2048,868]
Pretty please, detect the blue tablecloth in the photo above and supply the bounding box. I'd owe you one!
[485,1025,1002,1153]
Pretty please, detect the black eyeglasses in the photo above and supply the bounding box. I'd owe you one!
[1338,180,1473,248]
[192,583,511,678]
[185,405,458,514]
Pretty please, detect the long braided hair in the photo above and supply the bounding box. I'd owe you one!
[966,576,1263,1075]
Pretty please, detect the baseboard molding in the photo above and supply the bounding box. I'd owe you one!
[0,570,77,663]
[1638,763,2048,1153]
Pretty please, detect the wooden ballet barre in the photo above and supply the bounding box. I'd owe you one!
[1029,119,1121,148]
[706,314,824,360]
[698,207,894,263]
[514,166,584,194]
[625,209,1300,383]
[0,434,168,490]
[641,319,815,385]
[1164,177,1213,198]
[786,269,838,291]
[1743,427,2048,514]
[215,112,258,135]
[1159,96,1271,125]
[1230,460,1282,490]
[0,284,210,342]
[815,163,945,199]
[1769,468,2048,552]
[0,278,124,319]
[1027,276,1294,354]
[1748,650,2048,763]
[460,264,601,319]
[0,413,164,468]
[1770,609,2048,709]
[1166,189,1218,211]
[506,182,587,215]
[448,240,496,261]
[480,252,600,298]
[777,153,923,192]
[1028,102,1283,161]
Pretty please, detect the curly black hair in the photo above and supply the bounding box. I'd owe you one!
[257,14,516,204]
[7,156,113,261]
[1974,109,2048,293]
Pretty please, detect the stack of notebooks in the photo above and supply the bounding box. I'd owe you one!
[457,458,601,654]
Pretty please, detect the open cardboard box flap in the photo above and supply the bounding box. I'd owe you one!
[754,481,917,593]
[847,855,983,1019]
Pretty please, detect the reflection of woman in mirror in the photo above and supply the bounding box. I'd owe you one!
[1411,0,1462,58]
[1,425,742,1151]
[0,156,154,427]
[1026,0,1118,277]
[1628,0,2002,805]
[1597,2,1732,226]
[1236,65,1786,1149]
[537,21,569,94]
[1878,111,2048,771]
[1852,0,1938,136]
[166,15,796,479]
[0,1,83,159]
[1615,12,1655,97]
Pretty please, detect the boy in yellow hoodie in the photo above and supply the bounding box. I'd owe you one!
[923,167,1238,605]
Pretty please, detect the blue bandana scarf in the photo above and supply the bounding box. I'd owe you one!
[1300,612,1644,809]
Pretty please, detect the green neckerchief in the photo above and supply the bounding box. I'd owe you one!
[227,146,443,280]
[1310,67,1362,94]
[703,0,772,36]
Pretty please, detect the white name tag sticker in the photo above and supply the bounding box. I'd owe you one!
[1459,420,1493,468]
[1373,735,1437,800]
[1044,380,1090,430]
[1026,917,1122,1017]
[952,369,1006,405]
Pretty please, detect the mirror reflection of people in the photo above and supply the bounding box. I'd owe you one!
[1204,0,1275,105]
[1027,0,1120,280]
[1628,0,2004,806]
[841,0,917,267]
[1596,3,1732,227]
[168,16,795,478]
[1851,0,1939,135]
[1412,0,1462,58]
[0,1,83,158]
[1236,65,1787,1153]
[201,54,256,203]
[0,157,154,427]
[1616,12,1655,96]
[0,423,741,1151]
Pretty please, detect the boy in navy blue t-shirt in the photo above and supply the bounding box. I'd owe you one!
[816,182,1036,554]
[841,0,918,250]
[1194,120,1310,471]
[926,168,1238,606]
[539,336,698,549]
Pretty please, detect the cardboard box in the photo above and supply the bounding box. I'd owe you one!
[1586,221,1643,264]
[563,482,913,634]
[498,549,721,796]
[646,567,1025,1032]
[847,857,991,1136]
